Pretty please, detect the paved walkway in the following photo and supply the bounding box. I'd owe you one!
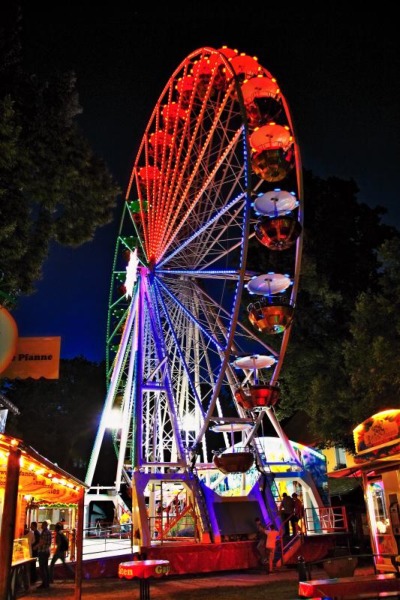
[19,567,301,599]
[20,564,377,599]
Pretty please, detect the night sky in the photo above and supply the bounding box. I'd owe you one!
[11,4,400,363]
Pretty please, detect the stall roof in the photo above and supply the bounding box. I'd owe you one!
[329,456,400,479]
[0,433,88,504]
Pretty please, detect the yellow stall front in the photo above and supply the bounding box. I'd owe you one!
[0,433,87,599]
[331,409,400,574]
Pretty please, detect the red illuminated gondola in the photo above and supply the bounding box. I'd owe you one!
[249,384,280,407]
[213,451,254,474]
[248,296,294,334]
[241,76,281,128]
[229,53,261,82]
[250,123,294,182]
[235,384,280,409]
[161,103,187,131]
[254,215,302,250]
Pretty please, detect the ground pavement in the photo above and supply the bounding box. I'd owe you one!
[20,564,377,600]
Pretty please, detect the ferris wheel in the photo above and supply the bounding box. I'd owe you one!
[85,47,304,526]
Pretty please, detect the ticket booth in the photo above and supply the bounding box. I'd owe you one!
[0,433,87,599]
[330,409,400,574]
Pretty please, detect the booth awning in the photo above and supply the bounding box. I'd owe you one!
[329,457,400,479]
[0,432,88,503]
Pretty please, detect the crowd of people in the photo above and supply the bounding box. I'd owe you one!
[25,519,73,589]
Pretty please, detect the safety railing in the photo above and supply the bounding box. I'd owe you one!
[275,505,349,567]
[149,512,197,543]
[77,505,348,560]
[82,524,133,557]
[304,505,348,534]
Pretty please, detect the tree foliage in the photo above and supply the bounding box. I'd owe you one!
[5,357,106,480]
[0,5,120,305]
[276,172,400,450]
[343,238,400,422]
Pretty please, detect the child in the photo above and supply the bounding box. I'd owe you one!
[265,524,279,573]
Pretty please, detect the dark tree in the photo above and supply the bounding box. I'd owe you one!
[343,237,400,424]
[262,172,399,449]
[0,5,120,305]
[5,357,106,480]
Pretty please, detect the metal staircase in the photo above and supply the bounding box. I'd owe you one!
[252,437,282,523]
[189,471,213,543]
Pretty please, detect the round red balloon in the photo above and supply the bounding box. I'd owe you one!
[0,307,18,374]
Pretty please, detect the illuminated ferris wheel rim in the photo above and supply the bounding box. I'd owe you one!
[126,48,255,268]
[114,44,303,378]
[84,45,304,490]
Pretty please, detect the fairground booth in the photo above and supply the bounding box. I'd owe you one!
[0,432,87,600]
[330,409,400,574]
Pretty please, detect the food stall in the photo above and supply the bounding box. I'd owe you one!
[0,432,88,599]
[330,409,400,574]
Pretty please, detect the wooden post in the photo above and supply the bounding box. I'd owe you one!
[0,445,21,599]
[74,488,85,600]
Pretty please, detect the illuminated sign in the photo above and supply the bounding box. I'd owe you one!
[353,409,400,462]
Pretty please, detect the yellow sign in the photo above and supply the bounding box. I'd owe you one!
[1,337,61,380]
[353,409,400,459]
[0,467,79,503]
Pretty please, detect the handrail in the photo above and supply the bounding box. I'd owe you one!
[276,514,303,566]
[81,524,133,557]
[276,505,349,567]
[303,505,348,534]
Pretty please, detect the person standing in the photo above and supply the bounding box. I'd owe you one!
[29,521,40,584]
[172,495,180,516]
[49,524,74,583]
[279,492,295,536]
[120,510,131,534]
[292,492,305,534]
[155,502,163,537]
[164,503,171,525]
[265,524,279,573]
[37,521,52,589]
[95,518,102,537]
[254,517,268,565]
